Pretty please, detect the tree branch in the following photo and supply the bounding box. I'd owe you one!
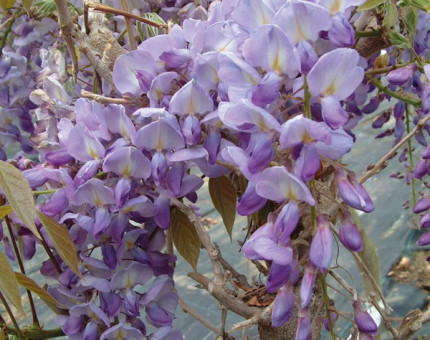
[80,89,148,107]
[53,0,79,82]
[396,310,430,340]
[120,0,137,50]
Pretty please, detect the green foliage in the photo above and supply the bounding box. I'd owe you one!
[389,31,412,50]
[404,7,418,43]
[142,12,166,37]
[209,176,237,241]
[0,0,15,11]
[0,252,25,317]
[383,2,398,28]
[170,207,200,271]
[357,0,385,11]
[36,211,82,279]
[0,161,40,239]
[33,0,56,17]
[0,205,12,219]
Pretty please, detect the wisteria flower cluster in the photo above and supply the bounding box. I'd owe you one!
[1,0,430,338]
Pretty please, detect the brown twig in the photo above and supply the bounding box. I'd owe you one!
[53,0,78,82]
[120,0,137,50]
[368,292,398,339]
[80,89,148,106]
[86,2,168,28]
[396,310,430,340]
[171,198,224,285]
[359,115,430,184]
[178,298,220,334]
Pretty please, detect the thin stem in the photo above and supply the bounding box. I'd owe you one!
[368,293,398,339]
[356,30,383,38]
[369,77,421,106]
[321,275,336,340]
[0,13,16,58]
[86,2,168,28]
[365,63,409,77]
[39,233,62,275]
[32,189,58,196]
[405,104,417,210]
[178,298,219,334]
[303,76,312,118]
[359,115,430,184]
[0,291,24,340]
[80,89,148,107]
[4,217,39,327]
[0,324,64,339]
[120,0,137,50]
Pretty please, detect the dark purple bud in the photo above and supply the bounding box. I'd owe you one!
[295,41,318,75]
[420,212,430,228]
[45,149,74,166]
[353,300,378,336]
[296,308,311,340]
[324,311,338,331]
[386,64,416,86]
[272,287,294,327]
[300,262,317,308]
[423,85,430,114]
[246,132,274,174]
[414,159,430,179]
[335,169,374,213]
[371,111,390,129]
[413,197,430,213]
[417,231,430,246]
[361,97,380,114]
[21,235,36,260]
[422,145,430,159]
[3,237,15,261]
[181,115,201,146]
[101,243,117,269]
[393,101,404,120]
[339,211,363,252]
[394,119,405,140]
[328,14,355,47]
[310,216,333,272]
[267,262,292,293]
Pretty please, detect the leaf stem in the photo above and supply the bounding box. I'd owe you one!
[369,78,421,106]
[0,324,64,339]
[405,104,417,211]
[39,233,62,275]
[321,274,336,340]
[4,217,39,328]
[0,13,16,58]
[32,189,58,196]
[303,76,312,119]
[355,30,383,38]
[0,291,24,340]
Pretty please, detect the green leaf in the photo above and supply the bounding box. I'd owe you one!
[0,0,15,10]
[15,272,68,309]
[22,0,32,12]
[36,211,82,278]
[0,205,12,219]
[142,12,166,38]
[357,0,385,11]
[383,2,398,28]
[33,0,56,17]
[411,0,430,11]
[209,176,237,241]
[404,7,418,41]
[0,252,25,317]
[389,31,412,49]
[0,161,40,239]
[170,207,200,271]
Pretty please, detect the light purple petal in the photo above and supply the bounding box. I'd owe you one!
[103,147,151,179]
[169,80,213,116]
[135,118,185,151]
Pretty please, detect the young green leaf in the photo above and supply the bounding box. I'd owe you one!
[0,161,40,239]
[15,273,68,309]
[404,7,418,41]
[0,0,16,10]
[22,0,32,12]
[209,176,237,241]
[0,252,25,317]
[170,207,200,271]
[389,31,412,49]
[383,2,398,28]
[0,205,12,219]
[357,0,385,11]
[142,12,166,38]
[36,211,82,279]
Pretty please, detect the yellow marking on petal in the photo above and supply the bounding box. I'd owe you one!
[258,115,270,131]
[295,23,307,42]
[323,82,337,97]
[94,195,103,207]
[302,130,314,144]
[271,49,282,74]
[156,137,164,151]
[286,188,297,201]
[330,0,341,14]
[121,163,131,178]
[87,144,98,159]
[187,99,196,114]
